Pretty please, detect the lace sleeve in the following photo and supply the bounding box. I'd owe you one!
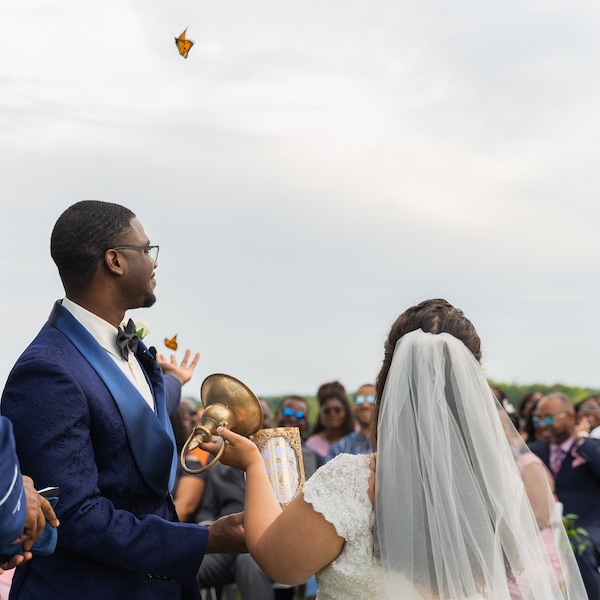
[302,454,371,541]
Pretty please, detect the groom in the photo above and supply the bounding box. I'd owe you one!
[1,201,245,599]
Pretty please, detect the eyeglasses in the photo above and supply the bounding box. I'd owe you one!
[532,412,569,427]
[579,407,600,414]
[281,407,306,420]
[112,245,160,262]
[321,406,345,415]
[355,394,376,405]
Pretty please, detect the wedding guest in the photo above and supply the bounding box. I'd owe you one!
[276,396,317,480]
[1,200,245,599]
[171,399,208,523]
[196,408,277,600]
[518,390,543,442]
[202,299,587,599]
[491,386,520,430]
[529,392,600,599]
[305,381,354,467]
[260,399,275,429]
[575,395,600,439]
[326,384,375,461]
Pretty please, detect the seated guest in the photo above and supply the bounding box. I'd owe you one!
[575,395,600,439]
[518,390,543,442]
[326,384,376,462]
[196,461,275,600]
[196,409,276,599]
[276,395,317,480]
[306,381,354,467]
[171,399,207,523]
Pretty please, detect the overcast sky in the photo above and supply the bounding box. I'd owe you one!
[1,0,599,398]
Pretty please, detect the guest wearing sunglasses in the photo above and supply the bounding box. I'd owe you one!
[276,396,317,480]
[575,395,600,439]
[325,384,376,462]
[306,381,355,467]
[529,392,600,599]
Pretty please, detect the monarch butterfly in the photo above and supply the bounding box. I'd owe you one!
[164,334,178,351]
[175,28,194,59]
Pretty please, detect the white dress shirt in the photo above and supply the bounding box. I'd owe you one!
[61,298,155,411]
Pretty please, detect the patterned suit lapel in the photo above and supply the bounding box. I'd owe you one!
[48,301,175,498]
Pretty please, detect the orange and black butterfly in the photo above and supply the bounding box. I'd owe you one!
[175,28,194,59]
[164,334,178,351]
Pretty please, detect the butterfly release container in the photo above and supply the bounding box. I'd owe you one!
[250,427,306,509]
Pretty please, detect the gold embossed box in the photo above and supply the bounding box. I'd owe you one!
[251,427,306,508]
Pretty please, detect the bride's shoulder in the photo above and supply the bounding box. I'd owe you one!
[304,453,373,500]
[318,452,372,475]
[303,453,374,541]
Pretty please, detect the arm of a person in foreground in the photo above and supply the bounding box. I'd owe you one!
[173,474,206,523]
[203,427,344,583]
[18,476,60,551]
[0,477,60,574]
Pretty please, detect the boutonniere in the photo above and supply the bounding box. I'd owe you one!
[571,444,587,468]
[135,321,150,340]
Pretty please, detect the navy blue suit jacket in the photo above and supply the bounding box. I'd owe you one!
[1,302,208,599]
[529,437,600,528]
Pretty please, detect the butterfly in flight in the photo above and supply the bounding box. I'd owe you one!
[175,28,194,59]
[164,334,178,351]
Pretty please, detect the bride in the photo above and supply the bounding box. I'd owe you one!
[202,299,587,599]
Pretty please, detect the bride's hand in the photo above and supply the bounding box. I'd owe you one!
[200,427,262,471]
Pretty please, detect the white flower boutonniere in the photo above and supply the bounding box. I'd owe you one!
[135,321,150,340]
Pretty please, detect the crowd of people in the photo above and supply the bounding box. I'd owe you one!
[0,200,598,599]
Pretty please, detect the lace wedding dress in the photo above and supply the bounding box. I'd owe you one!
[302,453,387,599]
[303,453,486,600]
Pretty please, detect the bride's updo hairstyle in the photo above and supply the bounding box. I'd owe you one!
[373,299,481,447]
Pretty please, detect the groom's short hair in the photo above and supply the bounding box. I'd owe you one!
[51,200,135,292]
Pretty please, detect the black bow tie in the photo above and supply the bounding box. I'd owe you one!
[116,319,139,360]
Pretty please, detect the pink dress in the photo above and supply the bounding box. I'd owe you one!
[305,435,331,463]
[509,452,562,599]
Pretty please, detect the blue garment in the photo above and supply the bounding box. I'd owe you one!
[0,417,25,548]
[529,437,600,600]
[325,431,373,463]
[1,301,208,599]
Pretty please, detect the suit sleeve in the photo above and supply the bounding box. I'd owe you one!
[0,417,26,547]
[575,438,600,479]
[2,355,207,587]
[164,374,182,416]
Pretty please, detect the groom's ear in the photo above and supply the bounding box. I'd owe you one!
[104,249,125,276]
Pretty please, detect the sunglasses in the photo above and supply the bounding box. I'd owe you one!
[532,412,568,427]
[281,407,306,420]
[355,394,376,405]
[321,406,345,415]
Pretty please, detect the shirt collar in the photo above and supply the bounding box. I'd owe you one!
[551,435,576,454]
[61,298,124,360]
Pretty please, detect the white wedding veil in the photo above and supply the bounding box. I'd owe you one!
[375,329,587,599]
